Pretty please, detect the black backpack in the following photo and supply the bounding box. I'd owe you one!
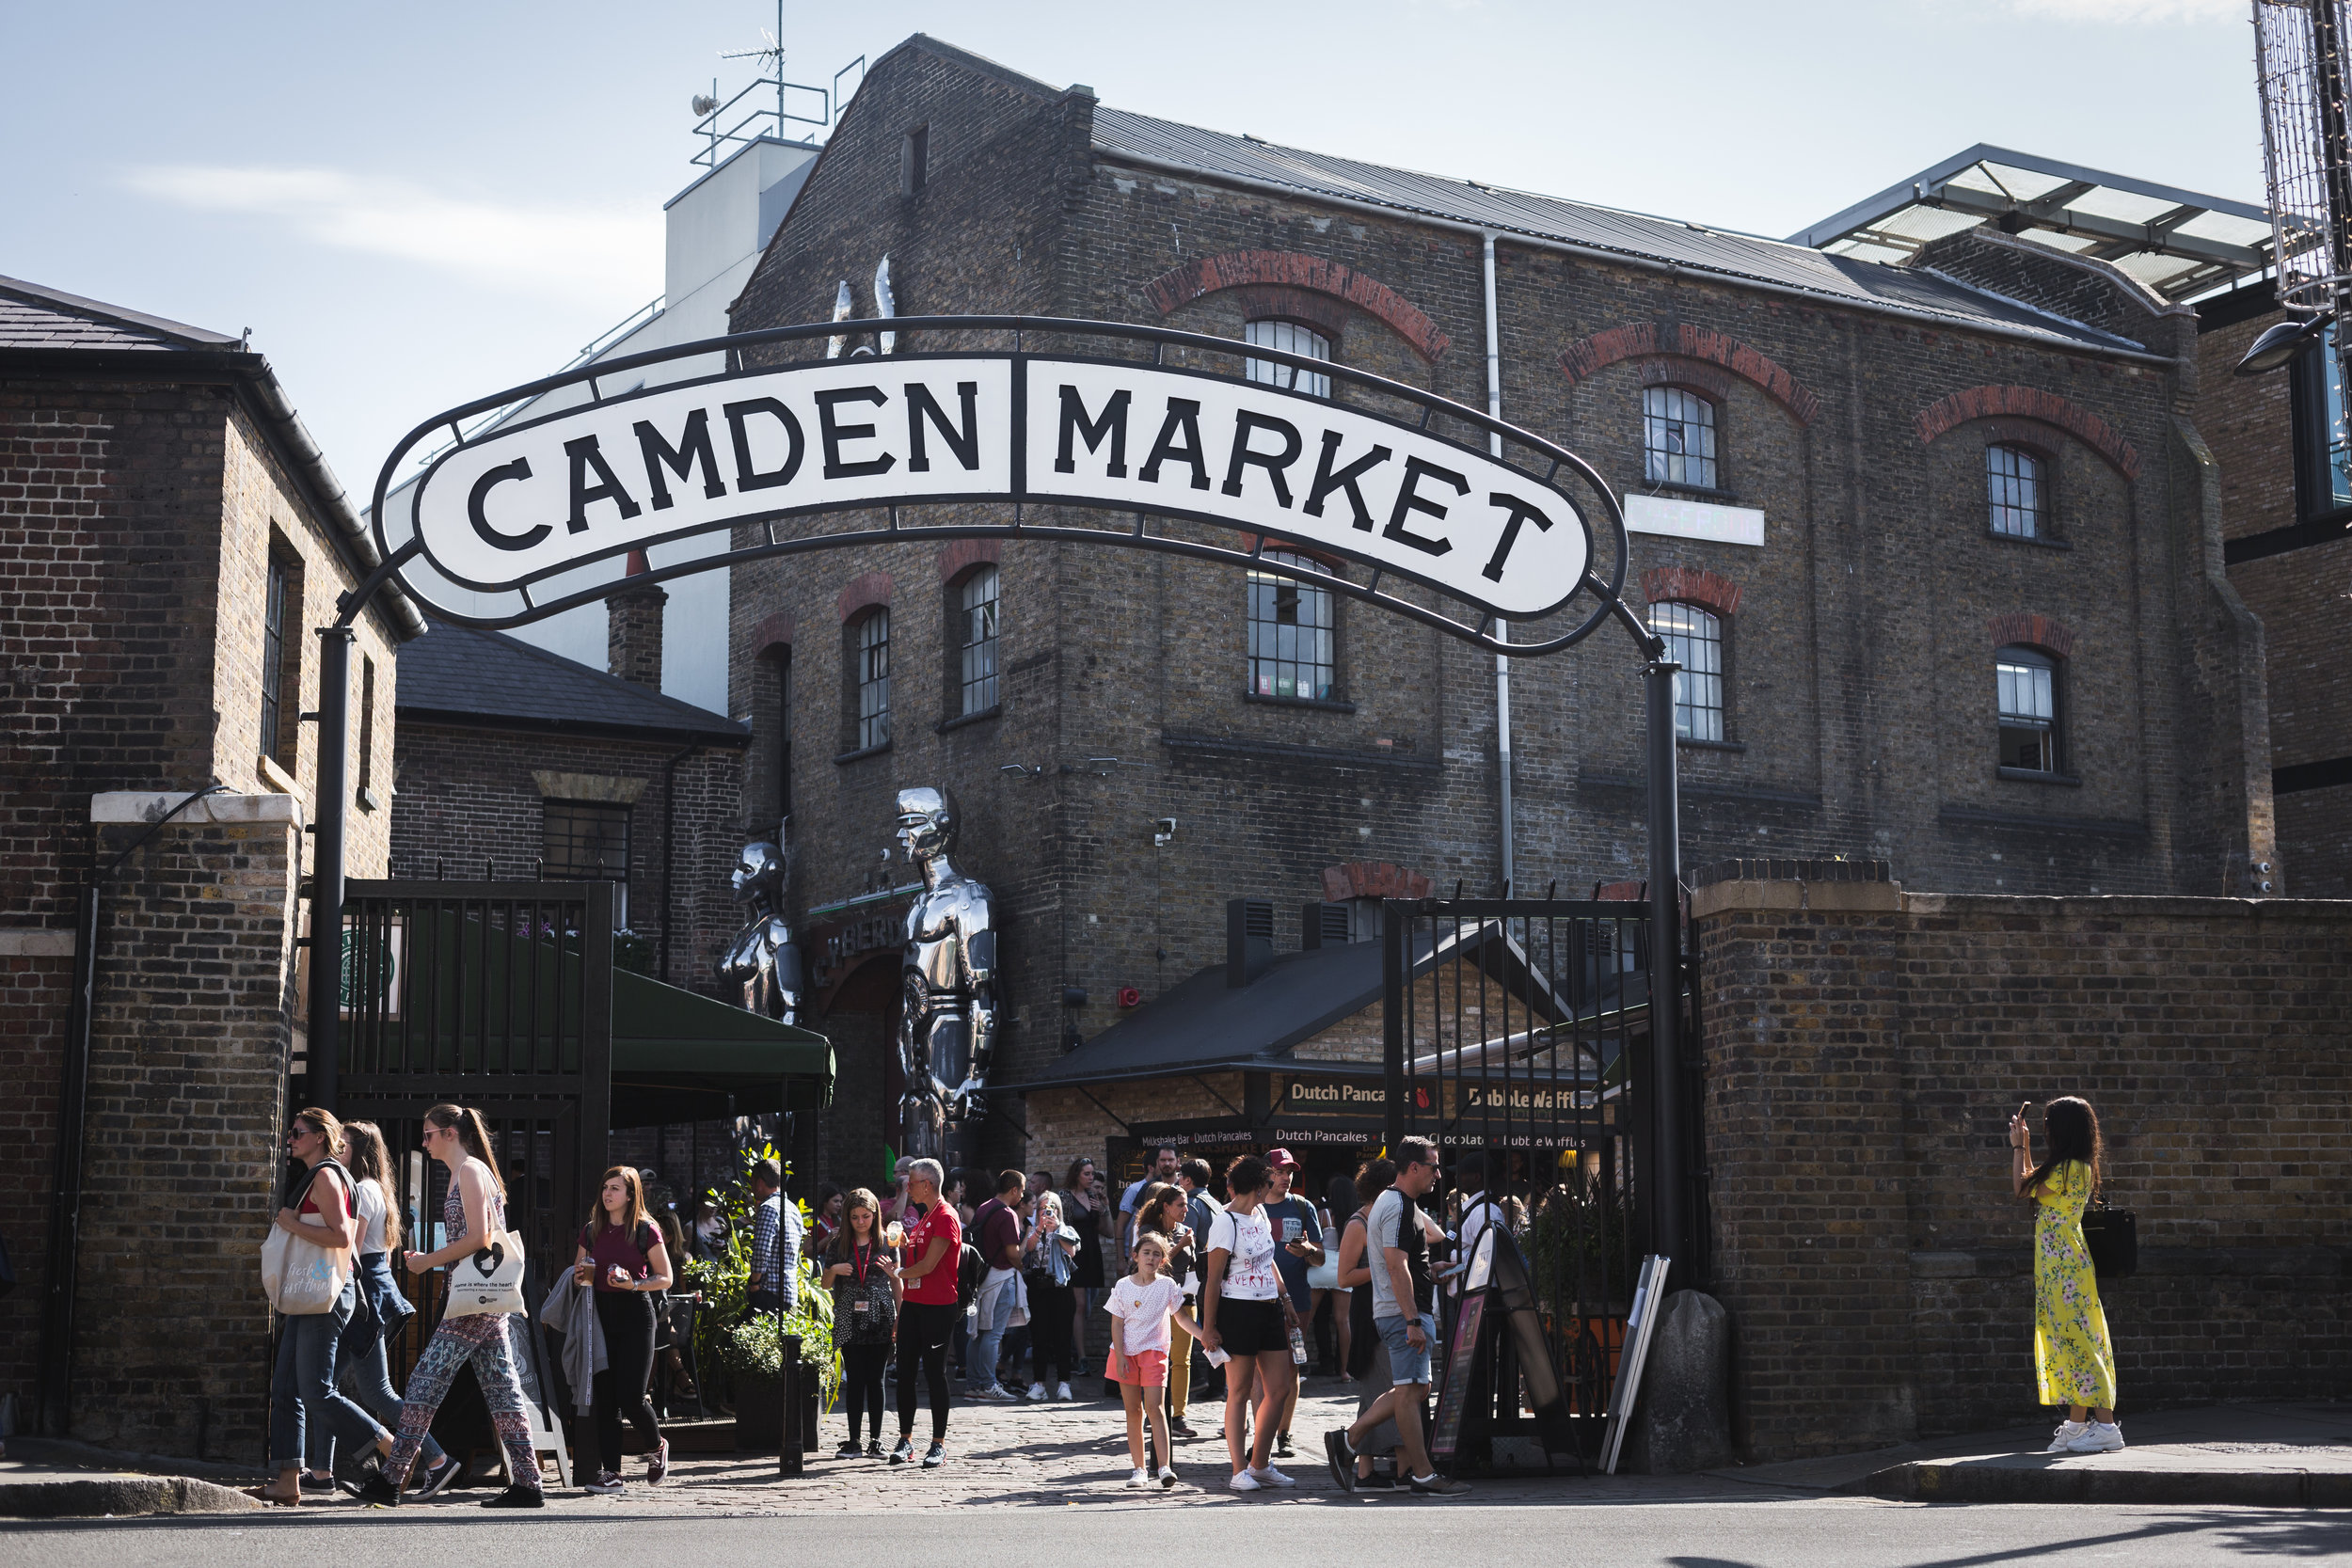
[956,1242,984,1309]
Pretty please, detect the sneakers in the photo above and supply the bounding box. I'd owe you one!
[1056,1382,1074,1402]
[1324,1429,1358,1492]
[1249,1464,1295,1488]
[2045,1419,2089,1453]
[1273,1433,1295,1459]
[836,1439,863,1460]
[300,1472,338,1493]
[1407,1472,1470,1497]
[969,1384,1016,1402]
[354,1475,403,1508]
[1126,1466,1149,1488]
[581,1471,624,1495]
[480,1486,545,1508]
[922,1442,946,1468]
[411,1454,462,1498]
[646,1437,669,1485]
[2066,1421,2126,1453]
[1169,1418,1197,1441]
[865,1439,884,1458]
[1228,1470,1263,1492]
[1357,1471,1395,1491]
[1158,1465,1178,1490]
[1027,1382,1048,1402]
[888,1436,914,1466]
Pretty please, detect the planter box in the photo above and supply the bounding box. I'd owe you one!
[733,1376,782,1452]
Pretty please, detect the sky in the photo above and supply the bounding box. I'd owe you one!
[1,0,2267,703]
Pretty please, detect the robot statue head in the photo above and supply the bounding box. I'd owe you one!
[894,786,960,866]
[730,840,787,905]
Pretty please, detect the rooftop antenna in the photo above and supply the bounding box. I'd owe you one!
[2242,4,2352,377]
[718,1,789,141]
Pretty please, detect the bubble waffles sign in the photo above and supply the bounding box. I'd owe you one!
[375,318,1626,652]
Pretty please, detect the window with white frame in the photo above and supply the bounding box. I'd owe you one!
[956,566,999,717]
[1987,445,2043,539]
[1649,601,1725,742]
[1248,550,1337,702]
[1996,646,2059,773]
[1643,386,1719,490]
[852,609,891,751]
[1243,320,1331,400]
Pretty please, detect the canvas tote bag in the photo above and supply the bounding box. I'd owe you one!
[441,1227,529,1318]
[261,1160,355,1315]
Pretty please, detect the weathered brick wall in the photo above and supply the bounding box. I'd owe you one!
[1693,867,2352,1462]
[388,721,743,994]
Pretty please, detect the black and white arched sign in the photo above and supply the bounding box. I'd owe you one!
[373,317,1629,656]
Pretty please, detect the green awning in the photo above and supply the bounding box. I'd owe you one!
[609,970,834,1128]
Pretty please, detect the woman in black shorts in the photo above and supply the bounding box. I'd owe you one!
[1200,1154,1296,1492]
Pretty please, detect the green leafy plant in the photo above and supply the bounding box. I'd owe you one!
[688,1141,837,1410]
[1522,1175,1632,1317]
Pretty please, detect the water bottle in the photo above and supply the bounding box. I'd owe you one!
[1288,1320,1309,1367]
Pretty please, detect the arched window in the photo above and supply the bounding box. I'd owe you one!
[1243,320,1331,400]
[955,565,1000,717]
[1649,601,1725,742]
[1987,445,2043,538]
[1643,387,1718,490]
[850,608,891,752]
[1996,645,2059,774]
[1248,550,1337,702]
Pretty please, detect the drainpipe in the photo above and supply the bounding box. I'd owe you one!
[659,742,703,986]
[1484,232,1514,894]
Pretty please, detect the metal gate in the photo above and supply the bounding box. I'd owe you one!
[1379,894,1701,1468]
[332,879,612,1404]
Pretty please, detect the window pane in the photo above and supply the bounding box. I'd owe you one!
[1648,601,1724,742]
[2328,324,2352,508]
[1994,648,2058,773]
[543,800,632,927]
[259,559,288,760]
[1243,319,1331,400]
[1246,550,1336,701]
[1987,446,2042,538]
[857,610,892,750]
[958,567,999,716]
[1643,387,1718,490]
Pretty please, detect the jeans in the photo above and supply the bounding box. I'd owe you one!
[270,1285,378,1469]
[967,1277,1015,1392]
[1375,1311,1438,1387]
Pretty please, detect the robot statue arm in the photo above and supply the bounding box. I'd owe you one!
[952,908,997,1122]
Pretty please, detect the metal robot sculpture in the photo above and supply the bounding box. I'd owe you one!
[893,786,996,1163]
[719,837,805,1026]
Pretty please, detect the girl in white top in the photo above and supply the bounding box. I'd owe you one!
[1104,1230,1201,1489]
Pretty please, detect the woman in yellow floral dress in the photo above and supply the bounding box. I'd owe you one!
[2010,1096,2122,1453]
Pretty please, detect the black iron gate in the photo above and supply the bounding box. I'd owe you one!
[1379,895,1701,1469]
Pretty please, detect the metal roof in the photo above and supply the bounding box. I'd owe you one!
[397,620,749,743]
[1089,110,2147,354]
[1789,145,2272,303]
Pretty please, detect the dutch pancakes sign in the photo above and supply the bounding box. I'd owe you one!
[409,353,1592,622]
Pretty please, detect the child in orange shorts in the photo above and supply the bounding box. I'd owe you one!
[1106,1230,1201,1488]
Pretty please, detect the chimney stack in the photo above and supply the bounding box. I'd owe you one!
[608,549,667,690]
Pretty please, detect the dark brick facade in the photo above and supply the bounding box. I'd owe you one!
[1692,865,2351,1462]
[719,38,2278,1178]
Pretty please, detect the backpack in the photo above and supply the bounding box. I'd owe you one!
[956,1242,984,1310]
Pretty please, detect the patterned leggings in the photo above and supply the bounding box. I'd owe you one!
[385,1314,540,1492]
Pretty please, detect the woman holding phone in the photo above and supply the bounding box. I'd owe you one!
[2010,1097,2122,1453]
[570,1165,675,1493]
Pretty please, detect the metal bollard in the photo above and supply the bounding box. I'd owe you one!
[778,1331,804,1478]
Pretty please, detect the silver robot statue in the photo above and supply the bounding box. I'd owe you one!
[893,786,997,1163]
[719,837,805,1025]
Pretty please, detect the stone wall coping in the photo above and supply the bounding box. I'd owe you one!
[1690,877,2352,926]
[1688,878,1905,920]
[0,927,77,957]
[89,790,302,828]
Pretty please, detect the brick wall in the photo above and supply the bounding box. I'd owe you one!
[1692,864,2352,1462]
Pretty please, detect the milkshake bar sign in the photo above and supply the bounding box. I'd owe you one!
[401,352,1592,625]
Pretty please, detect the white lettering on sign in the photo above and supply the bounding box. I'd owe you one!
[405,355,1590,622]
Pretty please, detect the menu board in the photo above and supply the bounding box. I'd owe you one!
[1428,1291,1489,1460]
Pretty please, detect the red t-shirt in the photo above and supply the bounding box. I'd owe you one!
[899,1202,963,1306]
[974,1197,1021,1271]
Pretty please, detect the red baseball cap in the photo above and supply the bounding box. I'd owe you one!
[1265,1147,1299,1170]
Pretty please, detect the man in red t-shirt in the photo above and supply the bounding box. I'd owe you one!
[891,1158,963,1466]
[966,1170,1027,1401]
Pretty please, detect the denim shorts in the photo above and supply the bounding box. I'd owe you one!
[1375,1311,1437,1386]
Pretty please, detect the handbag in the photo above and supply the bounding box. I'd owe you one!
[2080,1202,2137,1280]
[262,1161,355,1315]
[442,1227,530,1317]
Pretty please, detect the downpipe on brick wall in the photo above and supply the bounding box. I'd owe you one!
[39,782,229,1435]
[1484,232,1514,892]
[660,742,703,985]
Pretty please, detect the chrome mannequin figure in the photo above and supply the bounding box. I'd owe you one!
[719,837,804,1025]
[894,786,997,1161]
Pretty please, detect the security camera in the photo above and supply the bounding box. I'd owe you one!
[1153,817,1177,847]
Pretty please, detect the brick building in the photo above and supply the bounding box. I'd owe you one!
[389,574,749,994]
[2193,278,2352,895]
[711,38,2275,1180]
[0,275,424,1451]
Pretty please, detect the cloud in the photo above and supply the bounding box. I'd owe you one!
[123,165,661,306]
[1994,0,2241,21]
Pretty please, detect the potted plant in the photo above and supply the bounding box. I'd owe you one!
[714,1259,835,1449]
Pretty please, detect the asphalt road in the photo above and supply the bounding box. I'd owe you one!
[7,1498,2347,1566]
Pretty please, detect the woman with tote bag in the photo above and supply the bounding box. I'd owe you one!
[356,1103,544,1509]
[248,1107,377,1507]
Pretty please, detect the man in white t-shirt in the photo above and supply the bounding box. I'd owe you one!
[1322,1136,1469,1497]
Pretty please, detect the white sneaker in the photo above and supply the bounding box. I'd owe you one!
[1228,1470,1263,1492]
[1056,1382,1073,1401]
[2066,1421,2126,1453]
[1126,1467,1148,1488]
[970,1384,1016,1402]
[1159,1465,1178,1489]
[1027,1383,1047,1402]
[1249,1464,1295,1488]
[2045,1419,2088,1453]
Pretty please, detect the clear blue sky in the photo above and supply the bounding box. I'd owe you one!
[2,0,2263,495]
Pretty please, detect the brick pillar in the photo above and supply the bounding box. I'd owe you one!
[608,550,667,691]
